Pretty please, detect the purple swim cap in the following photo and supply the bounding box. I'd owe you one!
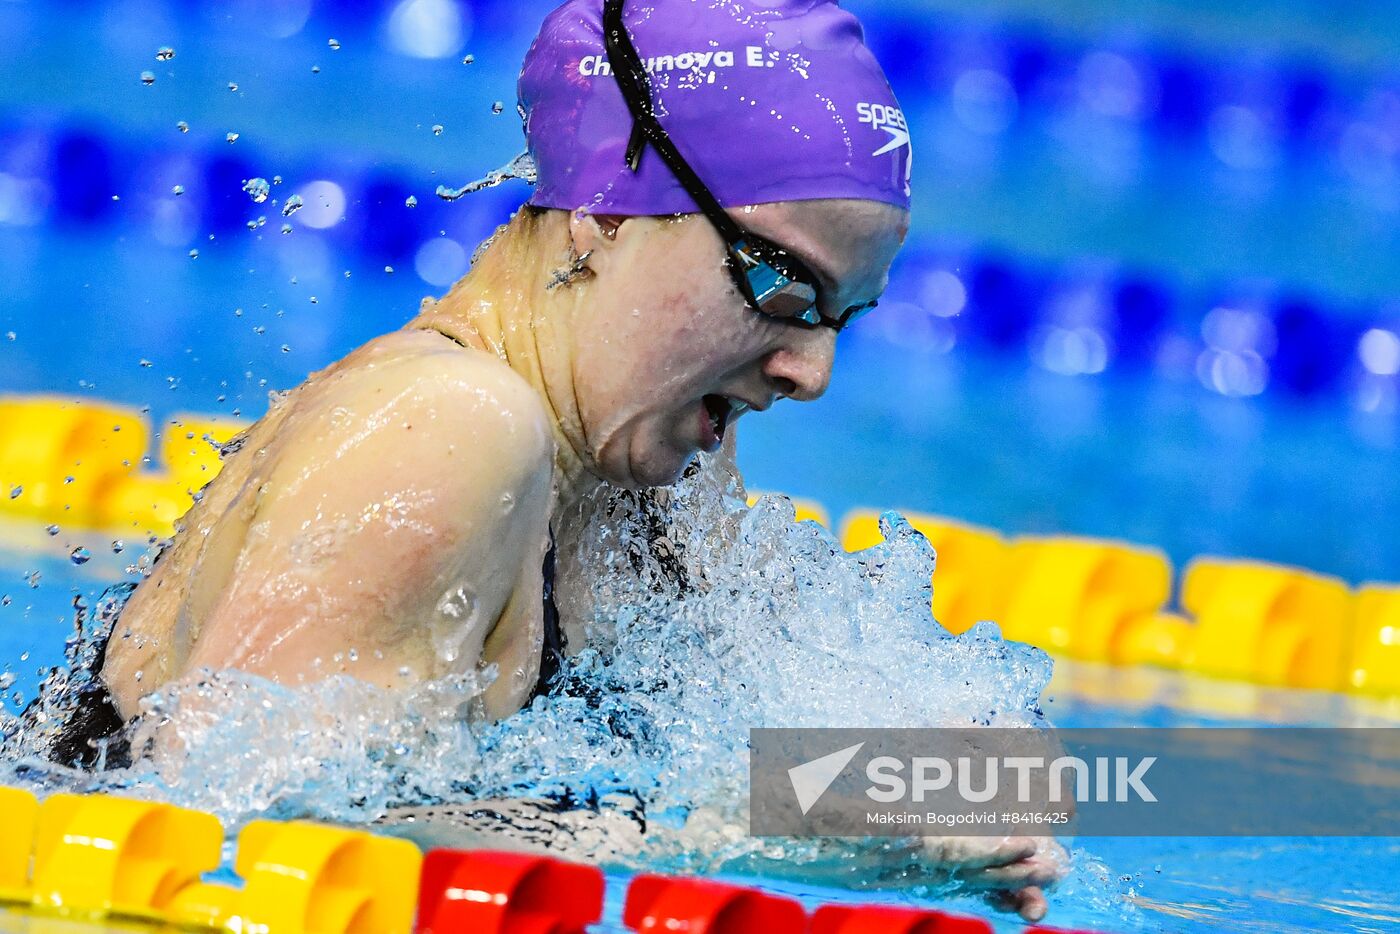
[518,0,912,216]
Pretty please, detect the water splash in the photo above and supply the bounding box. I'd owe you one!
[1,455,1045,814]
[435,151,537,202]
[0,454,1128,922]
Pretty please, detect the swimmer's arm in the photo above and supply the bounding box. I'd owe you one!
[173,345,555,712]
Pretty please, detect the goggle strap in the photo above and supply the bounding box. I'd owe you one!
[625,117,647,173]
[603,0,746,244]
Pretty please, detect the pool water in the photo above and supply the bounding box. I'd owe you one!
[3,525,1399,933]
[3,0,1399,930]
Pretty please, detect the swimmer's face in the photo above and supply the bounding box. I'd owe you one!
[568,198,909,489]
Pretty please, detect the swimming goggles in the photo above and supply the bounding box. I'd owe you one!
[601,0,877,331]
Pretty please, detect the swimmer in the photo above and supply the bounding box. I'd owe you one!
[54,0,1064,920]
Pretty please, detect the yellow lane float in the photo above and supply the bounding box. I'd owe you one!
[998,536,1172,662]
[0,396,147,528]
[1349,584,1400,694]
[1182,558,1352,691]
[0,787,39,903]
[160,413,247,491]
[29,793,221,921]
[168,820,422,934]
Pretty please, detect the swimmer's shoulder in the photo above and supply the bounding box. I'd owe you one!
[316,328,557,482]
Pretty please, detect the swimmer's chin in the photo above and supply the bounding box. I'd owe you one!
[614,456,693,490]
[608,445,698,490]
[587,428,698,490]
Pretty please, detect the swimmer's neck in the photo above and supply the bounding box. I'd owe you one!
[407,212,602,514]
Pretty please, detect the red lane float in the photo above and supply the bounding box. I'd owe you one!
[623,875,806,933]
[414,850,604,934]
[811,903,993,933]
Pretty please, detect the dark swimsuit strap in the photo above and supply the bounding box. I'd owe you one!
[533,526,566,700]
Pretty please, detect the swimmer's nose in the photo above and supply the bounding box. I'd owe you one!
[764,327,837,403]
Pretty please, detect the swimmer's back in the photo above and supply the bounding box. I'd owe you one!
[106,328,558,720]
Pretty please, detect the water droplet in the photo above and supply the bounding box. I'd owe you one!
[0,673,14,692]
[432,586,480,663]
[134,669,143,682]
[177,120,189,133]
[328,38,341,50]
[226,132,239,143]
[243,177,270,203]
[188,248,199,259]
[272,175,283,185]
[308,296,317,304]
[280,223,293,234]
[311,65,321,74]
[69,546,91,565]
[280,344,290,353]
[404,194,418,208]
[491,100,504,114]
[253,325,266,335]
[462,54,475,65]
[4,331,14,341]
[228,81,239,91]
[432,124,444,136]
[45,524,60,536]
[384,265,394,274]
[499,491,515,514]
[0,595,9,606]
[111,540,125,554]
[171,184,184,196]
[8,486,21,500]
[348,648,358,662]
[281,194,304,217]
[156,46,175,61]
[140,71,156,86]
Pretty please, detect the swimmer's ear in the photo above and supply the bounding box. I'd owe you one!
[568,212,629,267]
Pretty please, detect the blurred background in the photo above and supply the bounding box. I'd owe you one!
[1,0,1398,585]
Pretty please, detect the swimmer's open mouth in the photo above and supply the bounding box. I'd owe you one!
[702,394,748,440]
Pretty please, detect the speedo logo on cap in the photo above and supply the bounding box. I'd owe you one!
[857,102,910,157]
